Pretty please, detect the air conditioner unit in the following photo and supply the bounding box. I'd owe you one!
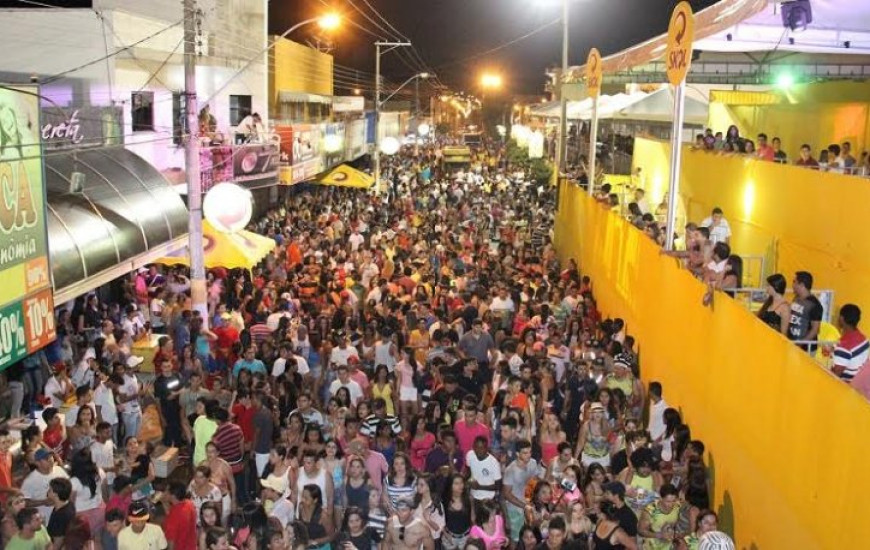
[779,0,813,31]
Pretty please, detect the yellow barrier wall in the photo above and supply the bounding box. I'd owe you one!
[632,137,870,315]
[554,184,870,549]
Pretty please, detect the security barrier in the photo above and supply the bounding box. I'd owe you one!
[554,183,870,549]
[631,137,870,317]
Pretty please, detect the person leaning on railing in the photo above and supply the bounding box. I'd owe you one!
[756,274,791,336]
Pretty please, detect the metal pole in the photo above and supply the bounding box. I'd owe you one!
[183,0,207,326]
[557,0,569,173]
[664,83,687,251]
[587,97,599,196]
[374,43,381,194]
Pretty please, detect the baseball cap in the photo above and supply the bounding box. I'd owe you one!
[260,477,286,494]
[34,448,52,461]
[602,481,626,498]
[128,501,150,521]
[395,498,414,510]
[614,354,631,370]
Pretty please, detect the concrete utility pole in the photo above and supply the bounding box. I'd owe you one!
[183,0,207,325]
[373,41,411,194]
[557,0,569,174]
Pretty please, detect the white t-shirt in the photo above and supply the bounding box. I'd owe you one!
[648,398,669,443]
[700,217,732,245]
[71,468,106,512]
[349,233,365,251]
[43,376,68,409]
[119,375,141,414]
[21,466,69,522]
[465,451,502,500]
[90,439,117,484]
[118,523,168,550]
[330,345,359,367]
[94,383,118,425]
[329,379,364,406]
[271,496,295,529]
[490,296,516,313]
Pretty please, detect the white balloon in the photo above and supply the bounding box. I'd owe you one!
[324,134,343,153]
[417,123,431,136]
[380,136,400,155]
[203,182,253,234]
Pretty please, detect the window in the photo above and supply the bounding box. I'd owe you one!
[229,95,252,126]
[171,92,187,146]
[131,91,155,132]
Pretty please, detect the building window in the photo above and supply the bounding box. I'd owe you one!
[229,95,252,126]
[171,92,186,146]
[131,91,155,132]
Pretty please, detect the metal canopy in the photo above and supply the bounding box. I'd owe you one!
[45,148,189,302]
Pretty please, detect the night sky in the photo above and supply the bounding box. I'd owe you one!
[269,0,722,95]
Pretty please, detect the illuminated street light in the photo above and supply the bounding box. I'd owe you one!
[317,12,341,30]
[481,73,503,89]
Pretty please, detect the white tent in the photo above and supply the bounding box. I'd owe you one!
[695,0,870,55]
[531,90,708,124]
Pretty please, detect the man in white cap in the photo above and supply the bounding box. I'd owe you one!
[699,531,736,550]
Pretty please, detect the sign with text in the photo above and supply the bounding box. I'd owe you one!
[332,96,365,113]
[666,1,695,86]
[0,85,54,369]
[586,48,603,98]
[40,106,123,150]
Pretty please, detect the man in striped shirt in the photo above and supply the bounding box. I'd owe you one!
[833,304,870,381]
[211,407,248,504]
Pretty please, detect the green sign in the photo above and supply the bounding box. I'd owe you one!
[0,301,27,369]
[0,85,55,369]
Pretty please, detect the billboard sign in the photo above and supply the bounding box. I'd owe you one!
[332,96,365,113]
[0,85,56,369]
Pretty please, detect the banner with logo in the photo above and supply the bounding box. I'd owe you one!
[322,122,345,169]
[232,143,279,184]
[0,85,56,370]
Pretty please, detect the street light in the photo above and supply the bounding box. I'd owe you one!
[317,12,341,30]
[481,73,503,89]
[374,41,413,194]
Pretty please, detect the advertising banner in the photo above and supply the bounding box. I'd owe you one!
[40,106,124,150]
[346,118,367,160]
[0,85,56,369]
[322,122,345,169]
[332,96,365,113]
[232,143,279,183]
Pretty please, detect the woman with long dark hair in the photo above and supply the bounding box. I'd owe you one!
[757,273,790,334]
[441,474,473,550]
[69,448,106,535]
[297,484,334,550]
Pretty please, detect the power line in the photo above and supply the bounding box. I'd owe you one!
[435,18,561,69]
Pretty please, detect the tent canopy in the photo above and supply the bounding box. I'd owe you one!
[154,221,276,270]
[696,0,870,55]
[530,89,708,124]
[317,164,375,189]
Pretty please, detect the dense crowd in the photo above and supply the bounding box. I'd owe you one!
[692,125,869,175]
[0,142,738,550]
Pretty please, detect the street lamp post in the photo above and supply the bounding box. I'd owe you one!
[557,0,569,176]
[374,41,412,195]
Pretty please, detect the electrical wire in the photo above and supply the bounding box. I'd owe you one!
[434,18,561,70]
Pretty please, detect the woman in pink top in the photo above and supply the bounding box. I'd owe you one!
[408,415,436,472]
[397,347,420,420]
[469,501,508,549]
[538,410,566,467]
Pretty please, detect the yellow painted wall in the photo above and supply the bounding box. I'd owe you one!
[553,185,870,549]
[706,81,870,161]
[269,37,333,107]
[632,137,870,314]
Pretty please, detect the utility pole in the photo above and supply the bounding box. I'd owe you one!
[183,0,207,325]
[557,0,569,175]
[373,41,411,194]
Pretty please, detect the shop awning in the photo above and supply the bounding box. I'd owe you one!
[316,164,375,189]
[46,148,189,304]
[153,220,276,270]
[277,91,332,104]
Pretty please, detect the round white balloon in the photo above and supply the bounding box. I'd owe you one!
[324,134,343,153]
[380,136,400,155]
[417,123,431,136]
[203,182,253,233]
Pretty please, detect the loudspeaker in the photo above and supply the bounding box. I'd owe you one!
[781,0,813,31]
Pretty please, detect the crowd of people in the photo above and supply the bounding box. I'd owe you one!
[692,125,870,175]
[0,141,738,550]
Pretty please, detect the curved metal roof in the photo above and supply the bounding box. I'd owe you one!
[44,148,189,301]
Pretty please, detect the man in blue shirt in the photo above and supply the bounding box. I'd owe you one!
[232,347,267,380]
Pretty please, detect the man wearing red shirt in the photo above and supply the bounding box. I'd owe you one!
[231,389,256,446]
[163,481,197,550]
[796,143,820,167]
[212,408,248,504]
[756,133,775,161]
